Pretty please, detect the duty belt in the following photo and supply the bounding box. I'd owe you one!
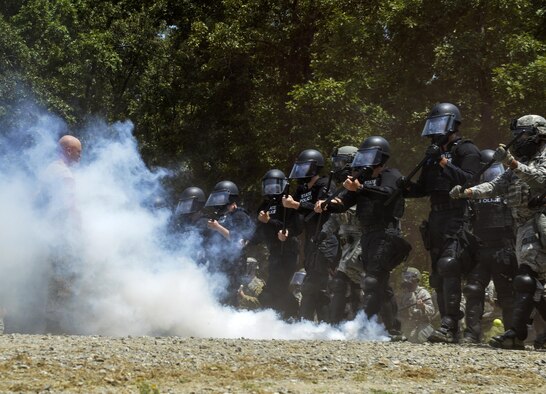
[430,201,466,212]
[361,221,398,234]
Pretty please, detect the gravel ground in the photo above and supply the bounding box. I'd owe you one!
[1,335,546,393]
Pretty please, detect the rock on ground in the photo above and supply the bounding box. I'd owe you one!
[1,334,546,393]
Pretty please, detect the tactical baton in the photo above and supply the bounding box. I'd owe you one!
[280,183,290,235]
[384,155,429,206]
[465,131,524,187]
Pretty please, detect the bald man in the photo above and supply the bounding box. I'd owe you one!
[41,135,83,334]
[59,135,82,165]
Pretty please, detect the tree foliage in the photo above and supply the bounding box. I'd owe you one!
[1,0,545,228]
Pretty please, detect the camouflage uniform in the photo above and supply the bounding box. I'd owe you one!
[398,286,435,343]
[238,277,266,310]
[322,206,363,283]
[321,206,363,322]
[469,149,546,278]
[460,115,546,349]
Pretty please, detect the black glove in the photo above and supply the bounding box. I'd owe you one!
[425,144,442,160]
[396,176,408,190]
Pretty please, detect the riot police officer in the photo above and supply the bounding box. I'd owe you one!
[172,186,210,264]
[450,115,546,349]
[173,186,207,230]
[254,169,302,319]
[282,149,337,321]
[461,150,517,343]
[402,102,482,343]
[317,136,411,336]
[205,180,254,306]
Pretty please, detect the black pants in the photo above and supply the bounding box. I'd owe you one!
[259,246,299,319]
[464,244,517,340]
[428,208,474,330]
[360,230,404,331]
[299,239,331,322]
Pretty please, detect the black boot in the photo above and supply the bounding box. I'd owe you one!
[428,316,459,344]
[489,329,525,350]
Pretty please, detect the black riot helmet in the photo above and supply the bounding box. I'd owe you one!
[289,149,324,179]
[421,102,461,145]
[351,136,391,169]
[262,169,288,197]
[331,146,358,182]
[479,149,505,182]
[205,180,239,207]
[175,186,206,215]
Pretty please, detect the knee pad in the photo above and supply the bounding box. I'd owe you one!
[513,274,536,293]
[362,276,379,292]
[463,282,484,299]
[437,256,460,277]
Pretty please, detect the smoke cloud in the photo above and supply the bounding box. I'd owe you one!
[0,103,387,341]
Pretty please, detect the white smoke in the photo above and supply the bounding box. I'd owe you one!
[0,104,388,341]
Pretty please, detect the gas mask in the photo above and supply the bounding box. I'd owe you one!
[511,135,541,161]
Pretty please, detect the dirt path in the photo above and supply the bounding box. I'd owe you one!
[1,334,545,393]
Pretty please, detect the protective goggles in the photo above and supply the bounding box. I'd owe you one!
[421,114,456,137]
[289,161,317,179]
[262,178,288,196]
[351,147,383,168]
[205,190,230,207]
[481,163,505,182]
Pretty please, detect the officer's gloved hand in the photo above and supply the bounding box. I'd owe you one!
[449,185,467,200]
[425,144,442,160]
[396,176,408,190]
[493,143,515,166]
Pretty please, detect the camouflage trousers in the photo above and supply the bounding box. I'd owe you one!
[516,213,546,281]
[336,241,363,285]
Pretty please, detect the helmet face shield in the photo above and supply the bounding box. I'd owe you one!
[351,147,383,168]
[289,161,317,179]
[481,163,505,182]
[421,114,456,137]
[175,198,202,215]
[262,178,288,196]
[205,190,230,207]
[290,271,306,286]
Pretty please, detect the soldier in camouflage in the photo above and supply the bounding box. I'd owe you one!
[320,146,363,323]
[397,267,436,343]
[450,114,546,349]
[237,258,266,310]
